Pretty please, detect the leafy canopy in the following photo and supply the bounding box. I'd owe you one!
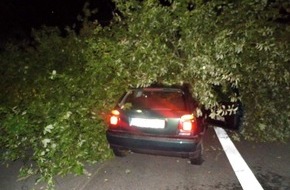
[98,0,289,141]
[0,0,289,188]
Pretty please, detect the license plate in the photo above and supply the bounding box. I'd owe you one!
[130,118,165,129]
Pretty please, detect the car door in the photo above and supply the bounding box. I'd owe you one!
[206,101,243,130]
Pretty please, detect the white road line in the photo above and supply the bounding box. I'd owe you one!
[214,126,264,190]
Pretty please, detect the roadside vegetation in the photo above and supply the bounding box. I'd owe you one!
[0,0,289,188]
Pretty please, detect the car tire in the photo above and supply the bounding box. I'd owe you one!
[190,153,203,165]
[112,148,128,157]
[190,142,204,165]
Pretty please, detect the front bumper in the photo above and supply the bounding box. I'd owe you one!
[106,130,202,158]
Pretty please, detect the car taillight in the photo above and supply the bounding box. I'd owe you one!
[109,110,120,126]
[178,114,197,135]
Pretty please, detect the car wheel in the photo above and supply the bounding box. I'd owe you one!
[190,153,203,165]
[190,142,203,165]
[112,148,128,157]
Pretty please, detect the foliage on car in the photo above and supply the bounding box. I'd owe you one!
[101,0,289,141]
[0,0,289,188]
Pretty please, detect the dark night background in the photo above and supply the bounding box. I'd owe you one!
[0,0,114,46]
[0,0,289,47]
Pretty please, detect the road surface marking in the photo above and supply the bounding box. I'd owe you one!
[214,127,264,190]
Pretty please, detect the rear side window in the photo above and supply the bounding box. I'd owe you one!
[122,89,186,110]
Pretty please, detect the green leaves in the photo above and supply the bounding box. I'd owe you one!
[96,0,289,142]
[0,0,289,188]
[0,27,113,188]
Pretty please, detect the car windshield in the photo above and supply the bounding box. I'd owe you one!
[122,89,186,110]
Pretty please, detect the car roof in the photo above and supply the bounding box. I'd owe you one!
[130,83,190,92]
[130,88,182,92]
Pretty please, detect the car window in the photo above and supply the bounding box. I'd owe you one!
[122,89,186,110]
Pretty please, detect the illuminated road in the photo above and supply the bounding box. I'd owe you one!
[1,127,289,190]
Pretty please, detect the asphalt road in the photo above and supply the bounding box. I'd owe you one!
[1,127,290,190]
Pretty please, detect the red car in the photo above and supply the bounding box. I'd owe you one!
[106,84,242,165]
